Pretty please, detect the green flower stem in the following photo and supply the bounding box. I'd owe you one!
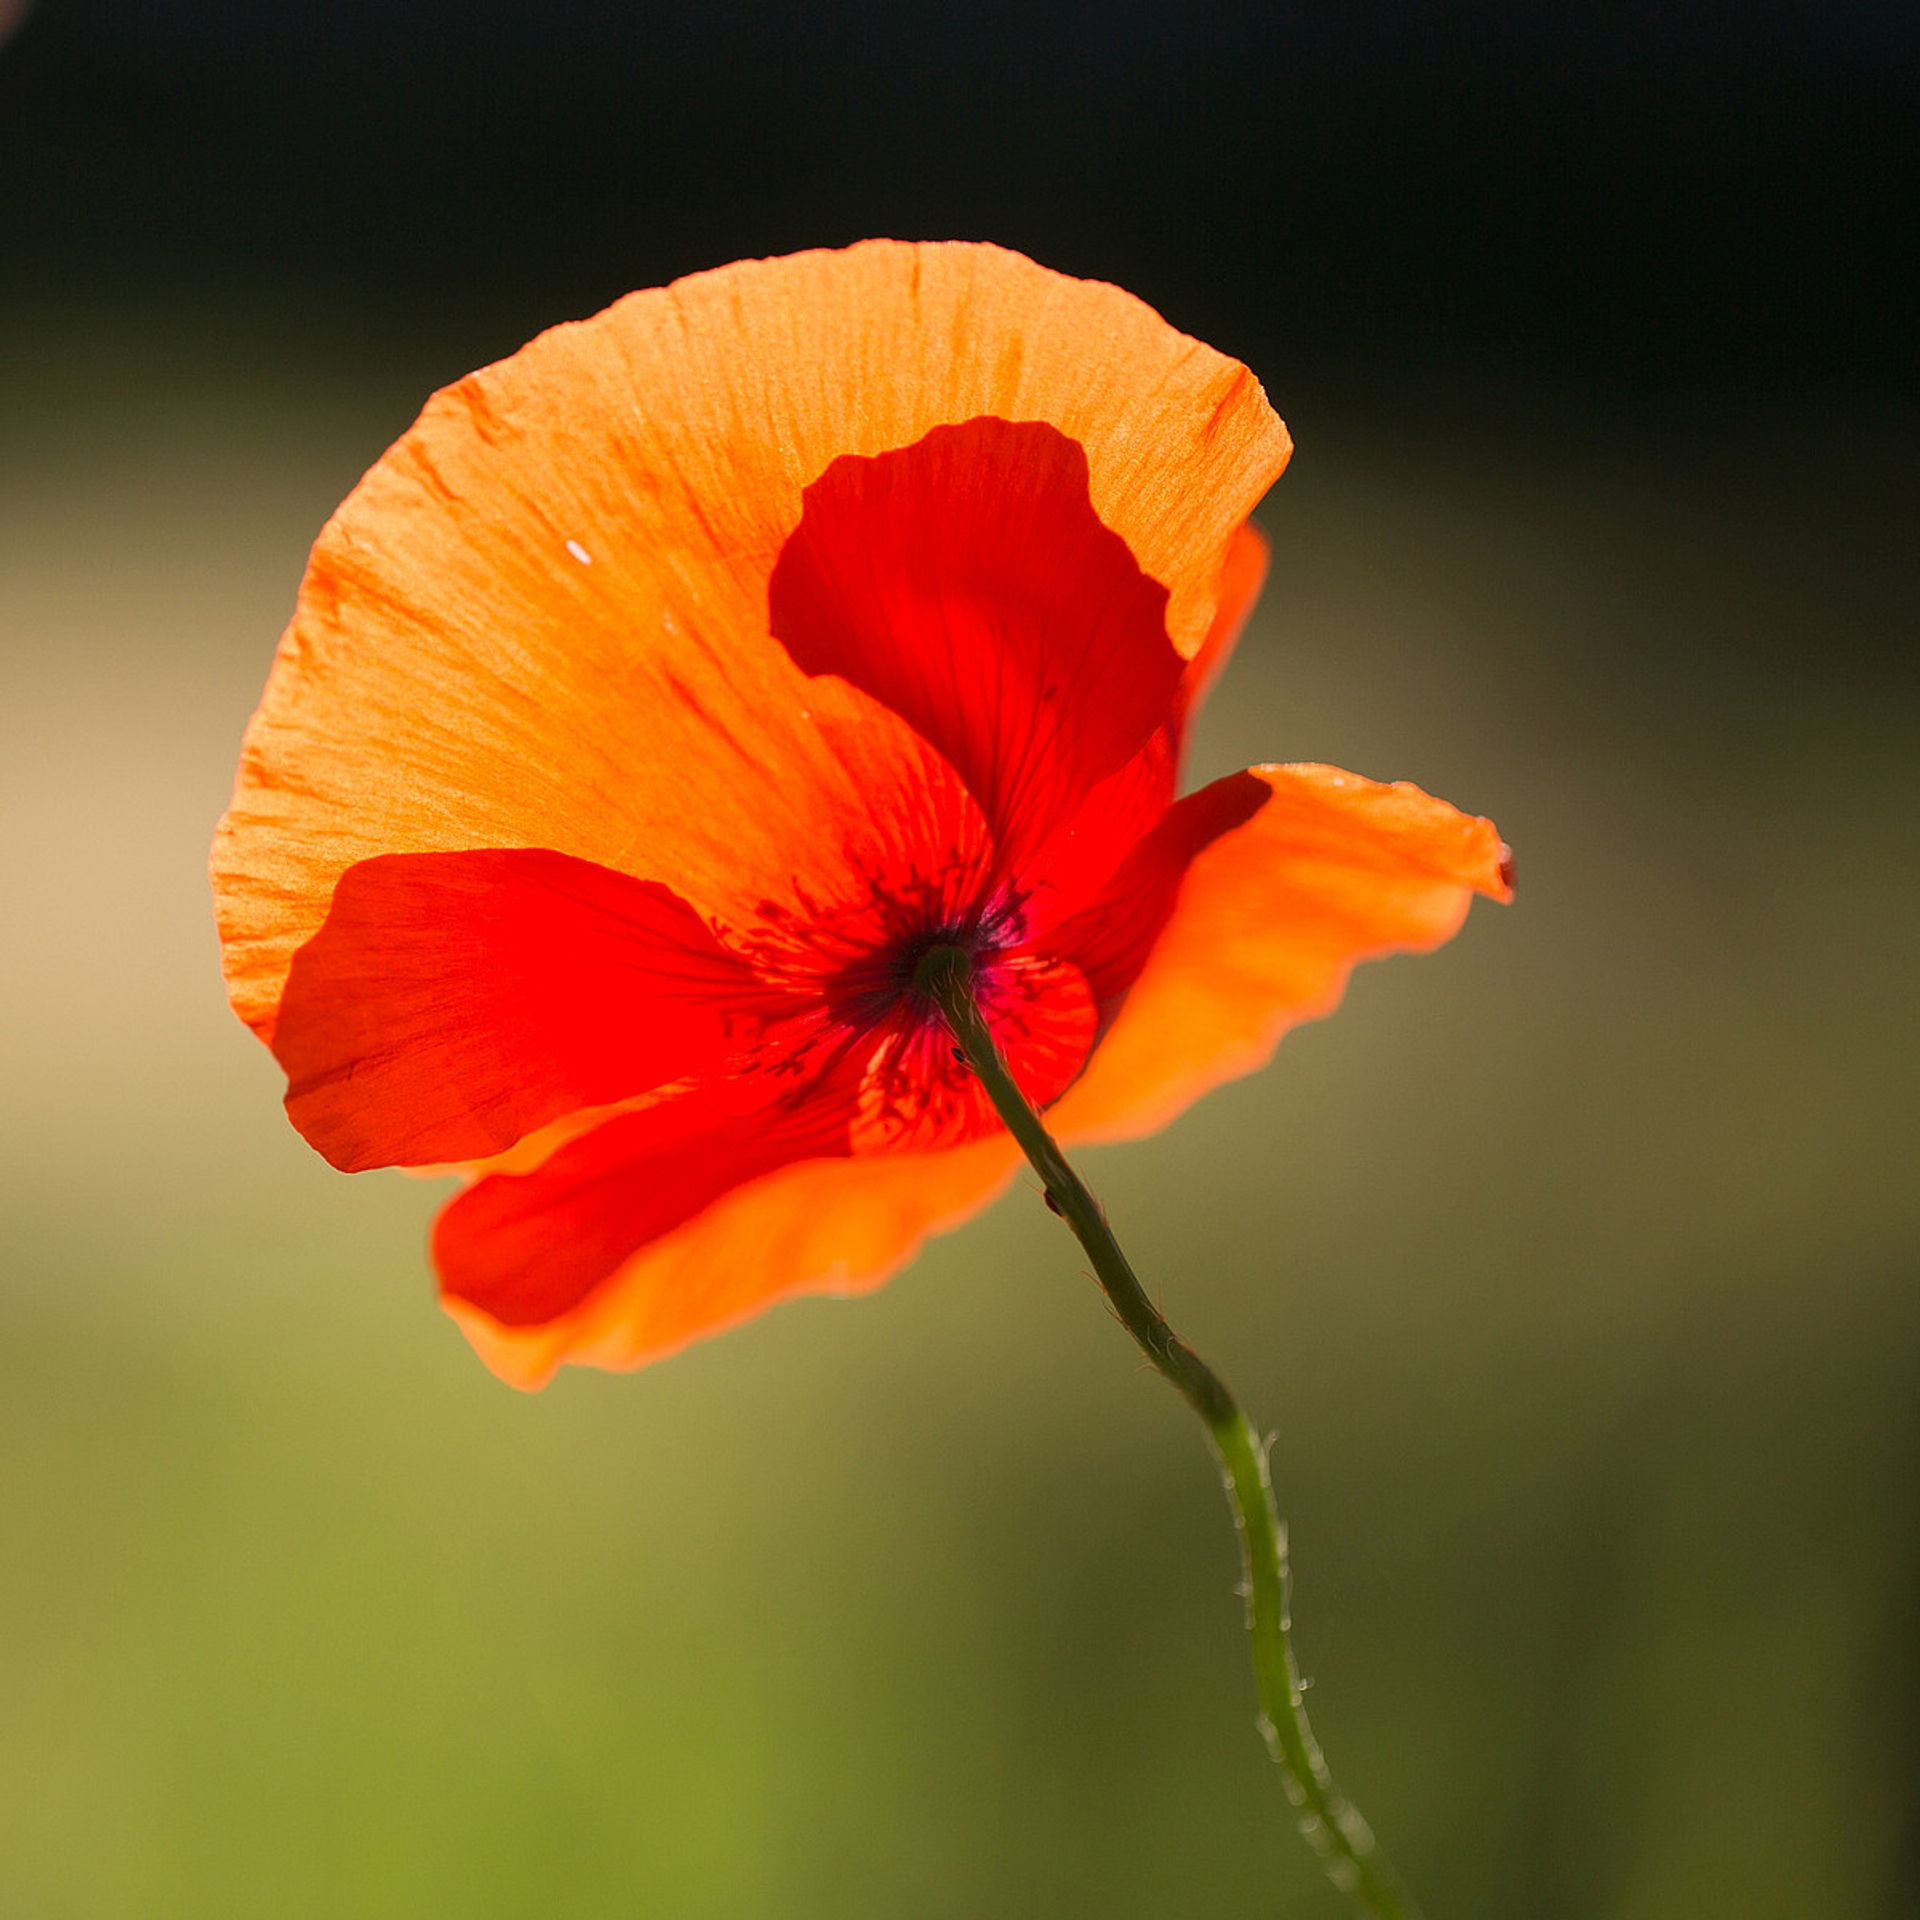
[917,945,1421,1920]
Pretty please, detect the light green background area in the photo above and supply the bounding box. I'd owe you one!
[2,309,1915,1917]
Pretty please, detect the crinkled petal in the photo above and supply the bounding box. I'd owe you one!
[213,241,1288,1036]
[1049,764,1513,1142]
[1013,518,1271,938]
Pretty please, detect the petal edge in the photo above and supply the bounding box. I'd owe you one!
[1051,763,1511,1143]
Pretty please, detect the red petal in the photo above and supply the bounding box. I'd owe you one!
[273,849,763,1172]
[1011,730,1178,938]
[434,1072,859,1328]
[1012,519,1272,939]
[1042,771,1272,1025]
[849,952,1097,1153]
[768,418,1185,871]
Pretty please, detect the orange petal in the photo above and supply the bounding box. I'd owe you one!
[1049,764,1513,1143]
[446,1134,1024,1390]
[434,1068,861,1330]
[213,241,1290,1038]
[1177,520,1271,726]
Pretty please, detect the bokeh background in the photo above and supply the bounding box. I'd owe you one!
[2,3,1915,1914]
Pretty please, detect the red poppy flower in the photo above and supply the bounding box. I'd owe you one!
[213,240,1510,1390]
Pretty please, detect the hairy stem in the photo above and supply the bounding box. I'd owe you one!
[918,945,1421,1920]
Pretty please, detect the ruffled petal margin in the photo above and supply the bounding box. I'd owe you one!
[446,1134,1024,1390]
[1049,763,1513,1142]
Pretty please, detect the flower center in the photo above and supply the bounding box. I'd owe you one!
[909,939,975,1007]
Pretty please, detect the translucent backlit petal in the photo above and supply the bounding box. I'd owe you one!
[273,850,765,1172]
[1012,517,1271,938]
[1176,521,1271,728]
[1043,771,1272,1026]
[769,418,1182,866]
[444,1135,1025,1390]
[1049,764,1513,1143]
[434,1069,862,1331]
[213,241,1289,1038]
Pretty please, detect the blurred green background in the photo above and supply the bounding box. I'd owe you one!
[2,3,1916,1915]
[3,308,1914,1919]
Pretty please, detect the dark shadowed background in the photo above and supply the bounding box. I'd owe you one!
[1,4,1915,1915]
